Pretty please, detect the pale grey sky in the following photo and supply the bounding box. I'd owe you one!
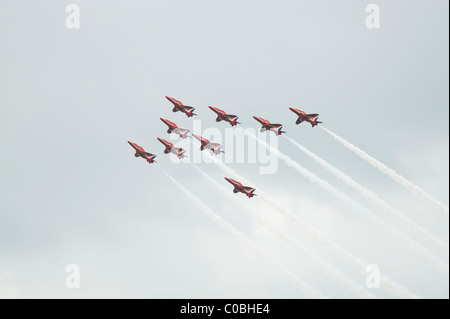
[0,0,448,298]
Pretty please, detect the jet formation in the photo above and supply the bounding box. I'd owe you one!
[129,96,322,197]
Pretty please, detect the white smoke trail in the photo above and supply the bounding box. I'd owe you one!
[284,136,449,256]
[190,163,376,299]
[258,192,421,299]
[157,166,326,299]
[253,132,447,271]
[196,144,420,298]
[321,126,449,216]
[244,130,359,208]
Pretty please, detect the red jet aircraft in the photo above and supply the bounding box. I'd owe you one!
[160,118,190,139]
[157,138,187,159]
[128,141,157,164]
[289,108,322,127]
[208,106,240,127]
[166,96,197,118]
[192,134,224,155]
[225,178,257,198]
[253,116,286,136]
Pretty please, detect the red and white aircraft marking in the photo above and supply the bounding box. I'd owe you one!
[165,96,197,118]
[160,118,190,139]
[253,116,286,136]
[289,108,322,127]
[157,137,187,159]
[128,141,157,164]
[208,106,240,127]
[192,134,224,155]
[225,178,257,198]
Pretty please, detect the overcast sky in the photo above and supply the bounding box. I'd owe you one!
[0,0,448,298]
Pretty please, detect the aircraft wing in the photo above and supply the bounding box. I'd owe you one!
[180,105,196,117]
[180,105,195,111]
[173,128,189,135]
[267,123,283,128]
[304,113,319,119]
[143,152,155,157]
